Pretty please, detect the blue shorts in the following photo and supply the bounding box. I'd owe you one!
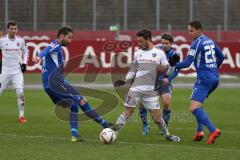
[158,83,172,95]
[191,80,218,103]
[44,81,84,106]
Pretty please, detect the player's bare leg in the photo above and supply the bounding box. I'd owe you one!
[161,93,171,126]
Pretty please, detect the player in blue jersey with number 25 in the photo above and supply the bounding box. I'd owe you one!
[33,26,111,142]
[172,21,224,144]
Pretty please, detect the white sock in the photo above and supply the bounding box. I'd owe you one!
[157,118,170,136]
[16,89,25,118]
[18,95,24,117]
[116,112,129,125]
[115,112,129,134]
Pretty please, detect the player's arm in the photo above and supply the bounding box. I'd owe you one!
[153,51,169,88]
[33,44,56,63]
[175,40,200,70]
[114,52,138,87]
[168,70,179,83]
[167,52,180,82]
[175,53,194,70]
[214,42,225,68]
[20,39,29,72]
[157,50,169,73]
[33,46,50,64]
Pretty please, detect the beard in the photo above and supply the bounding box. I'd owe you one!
[61,40,68,46]
[141,43,149,50]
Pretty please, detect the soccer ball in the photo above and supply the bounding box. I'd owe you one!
[99,128,117,144]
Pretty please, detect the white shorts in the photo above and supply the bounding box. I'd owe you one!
[124,90,160,110]
[0,72,24,92]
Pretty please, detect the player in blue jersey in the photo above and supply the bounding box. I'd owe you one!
[33,26,110,142]
[172,21,225,144]
[139,33,180,135]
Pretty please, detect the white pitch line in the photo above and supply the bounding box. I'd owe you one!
[0,133,240,153]
[22,83,240,90]
[167,127,240,134]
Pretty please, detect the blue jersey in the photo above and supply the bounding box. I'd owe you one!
[38,40,64,88]
[175,35,224,84]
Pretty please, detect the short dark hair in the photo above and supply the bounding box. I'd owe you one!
[189,20,203,30]
[161,33,174,43]
[7,21,18,29]
[57,26,73,38]
[136,29,152,41]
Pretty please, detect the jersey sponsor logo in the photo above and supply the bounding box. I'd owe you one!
[5,48,20,51]
[138,59,158,63]
[26,42,69,71]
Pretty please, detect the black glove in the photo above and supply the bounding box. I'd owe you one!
[168,54,180,67]
[114,79,126,87]
[21,63,27,73]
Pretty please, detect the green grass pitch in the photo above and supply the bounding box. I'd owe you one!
[0,88,240,160]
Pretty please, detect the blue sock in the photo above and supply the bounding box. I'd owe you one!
[139,107,148,126]
[195,107,204,132]
[70,104,79,137]
[192,108,216,133]
[80,102,109,128]
[162,109,171,126]
[196,118,204,132]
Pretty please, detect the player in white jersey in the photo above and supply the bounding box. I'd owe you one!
[0,21,29,123]
[112,29,180,142]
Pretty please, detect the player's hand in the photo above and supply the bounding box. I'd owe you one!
[169,54,180,67]
[33,56,41,64]
[114,79,126,87]
[162,78,169,85]
[21,63,27,73]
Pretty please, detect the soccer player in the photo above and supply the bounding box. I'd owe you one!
[33,26,110,142]
[0,21,29,123]
[173,21,224,144]
[112,29,180,142]
[139,33,180,135]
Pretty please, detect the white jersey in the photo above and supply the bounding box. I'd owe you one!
[126,46,169,92]
[0,35,29,74]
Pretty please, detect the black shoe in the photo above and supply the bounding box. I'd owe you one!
[165,135,181,142]
[110,124,122,132]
